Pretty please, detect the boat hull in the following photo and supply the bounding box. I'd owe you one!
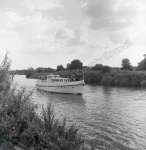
[36,80,85,94]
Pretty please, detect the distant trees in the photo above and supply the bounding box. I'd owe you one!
[91,64,103,71]
[102,66,111,73]
[36,67,43,73]
[26,67,54,78]
[121,58,133,71]
[36,67,54,73]
[57,65,65,71]
[66,63,71,70]
[70,59,83,70]
[138,54,146,70]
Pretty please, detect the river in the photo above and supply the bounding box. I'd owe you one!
[14,75,146,150]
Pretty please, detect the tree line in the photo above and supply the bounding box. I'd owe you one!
[29,54,146,72]
[10,54,146,78]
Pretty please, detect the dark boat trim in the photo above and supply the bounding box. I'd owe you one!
[36,83,84,88]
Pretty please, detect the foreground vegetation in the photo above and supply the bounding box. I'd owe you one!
[1,55,101,150]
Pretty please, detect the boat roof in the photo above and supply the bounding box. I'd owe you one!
[47,74,69,79]
[51,78,69,80]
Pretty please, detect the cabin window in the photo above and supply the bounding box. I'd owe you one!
[47,76,53,79]
[60,79,63,82]
[54,75,60,78]
[52,79,59,82]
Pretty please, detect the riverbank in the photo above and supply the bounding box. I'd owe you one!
[26,70,146,87]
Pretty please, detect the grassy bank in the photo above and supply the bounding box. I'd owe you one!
[27,69,146,87]
[1,56,101,150]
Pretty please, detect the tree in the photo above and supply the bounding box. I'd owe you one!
[36,67,44,73]
[102,66,111,73]
[28,67,34,71]
[70,59,83,70]
[26,67,34,78]
[138,54,146,70]
[66,63,71,70]
[36,67,54,73]
[121,58,133,71]
[57,65,65,71]
[91,64,103,71]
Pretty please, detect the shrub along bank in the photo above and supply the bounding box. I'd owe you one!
[26,69,146,87]
[85,71,146,87]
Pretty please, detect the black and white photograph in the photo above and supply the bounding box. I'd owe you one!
[0,0,146,149]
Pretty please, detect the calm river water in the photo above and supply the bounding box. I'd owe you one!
[14,75,146,150]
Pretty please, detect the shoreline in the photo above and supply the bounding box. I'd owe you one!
[23,70,146,88]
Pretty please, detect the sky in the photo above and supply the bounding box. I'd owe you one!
[0,0,146,70]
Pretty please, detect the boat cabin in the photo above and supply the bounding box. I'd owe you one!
[47,74,69,82]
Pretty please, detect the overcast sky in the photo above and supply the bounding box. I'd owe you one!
[0,0,146,69]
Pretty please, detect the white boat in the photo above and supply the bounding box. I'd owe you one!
[36,74,85,94]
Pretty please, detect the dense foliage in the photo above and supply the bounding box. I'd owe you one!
[138,55,146,70]
[141,80,146,87]
[102,66,111,73]
[70,59,83,70]
[36,67,54,73]
[26,68,146,87]
[91,64,103,71]
[25,67,34,78]
[121,58,133,71]
[84,70,146,87]
[57,65,65,71]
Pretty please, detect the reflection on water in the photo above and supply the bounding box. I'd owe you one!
[14,75,146,150]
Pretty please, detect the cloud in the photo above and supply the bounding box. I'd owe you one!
[63,48,82,54]
[0,10,28,29]
[22,0,63,11]
[0,29,21,61]
[83,0,146,44]
[55,27,73,39]
[67,28,89,46]
[67,37,89,46]
[0,8,66,54]
[16,12,66,54]
[85,0,145,31]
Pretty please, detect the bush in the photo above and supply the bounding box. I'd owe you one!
[91,64,103,71]
[102,66,111,73]
[85,71,102,84]
[114,78,120,85]
[101,76,114,85]
[130,74,141,86]
[141,74,146,81]
[120,78,130,86]
[141,80,146,87]
[26,72,34,78]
